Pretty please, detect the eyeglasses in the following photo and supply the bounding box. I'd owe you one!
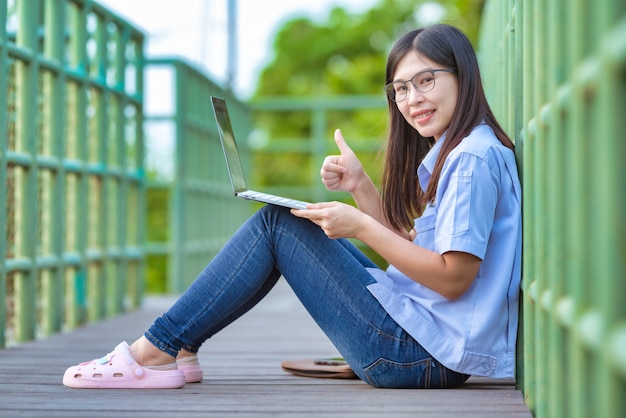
[384,68,455,102]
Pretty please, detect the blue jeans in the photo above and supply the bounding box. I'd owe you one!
[145,206,469,388]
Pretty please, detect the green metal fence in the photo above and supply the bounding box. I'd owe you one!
[144,58,253,294]
[0,0,145,347]
[479,1,626,417]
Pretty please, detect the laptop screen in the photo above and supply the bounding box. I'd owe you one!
[211,97,248,194]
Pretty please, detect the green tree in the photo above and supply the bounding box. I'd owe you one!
[255,0,485,99]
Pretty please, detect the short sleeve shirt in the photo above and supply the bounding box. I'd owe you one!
[366,124,522,377]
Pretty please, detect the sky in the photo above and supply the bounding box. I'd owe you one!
[97,0,379,98]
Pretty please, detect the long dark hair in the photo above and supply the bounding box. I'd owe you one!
[381,24,514,231]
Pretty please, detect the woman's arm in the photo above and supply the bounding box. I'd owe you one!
[357,213,480,300]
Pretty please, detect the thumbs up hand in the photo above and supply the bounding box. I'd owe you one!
[320,129,366,194]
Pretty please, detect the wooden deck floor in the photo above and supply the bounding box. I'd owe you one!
[0,279,532,417]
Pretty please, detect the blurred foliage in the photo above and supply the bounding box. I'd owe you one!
[255,0,484,98]
[146,254,169,293]
[146,187,169,292]
[146,187,169,242]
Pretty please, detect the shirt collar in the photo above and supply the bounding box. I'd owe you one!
[417,132,446,192]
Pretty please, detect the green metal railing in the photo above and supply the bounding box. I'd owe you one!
[144,58,252,293]
[1,0,145,347]
[479,1,626,417]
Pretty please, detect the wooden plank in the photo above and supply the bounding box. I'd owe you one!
[0,279,532,417]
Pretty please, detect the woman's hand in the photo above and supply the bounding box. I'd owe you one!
[291,202,366,240]
[320,129,366,194]
[320,128,406,239]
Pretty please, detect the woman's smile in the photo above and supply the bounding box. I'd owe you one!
[412,109,435,123]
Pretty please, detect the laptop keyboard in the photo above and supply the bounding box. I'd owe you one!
[242,191,309,209]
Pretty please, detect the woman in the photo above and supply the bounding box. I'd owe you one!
[63,23,521,389]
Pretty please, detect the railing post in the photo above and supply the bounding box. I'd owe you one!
[0,0,8,349]
[41,0,67,336]
[14,0,41,343]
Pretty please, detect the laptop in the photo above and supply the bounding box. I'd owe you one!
[211,96,310,210]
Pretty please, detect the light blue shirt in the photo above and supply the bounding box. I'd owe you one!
[366,124,522,378]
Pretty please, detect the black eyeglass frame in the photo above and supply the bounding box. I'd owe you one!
[384,68,456,102]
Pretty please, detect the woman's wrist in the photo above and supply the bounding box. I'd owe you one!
[350,172,375,198]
